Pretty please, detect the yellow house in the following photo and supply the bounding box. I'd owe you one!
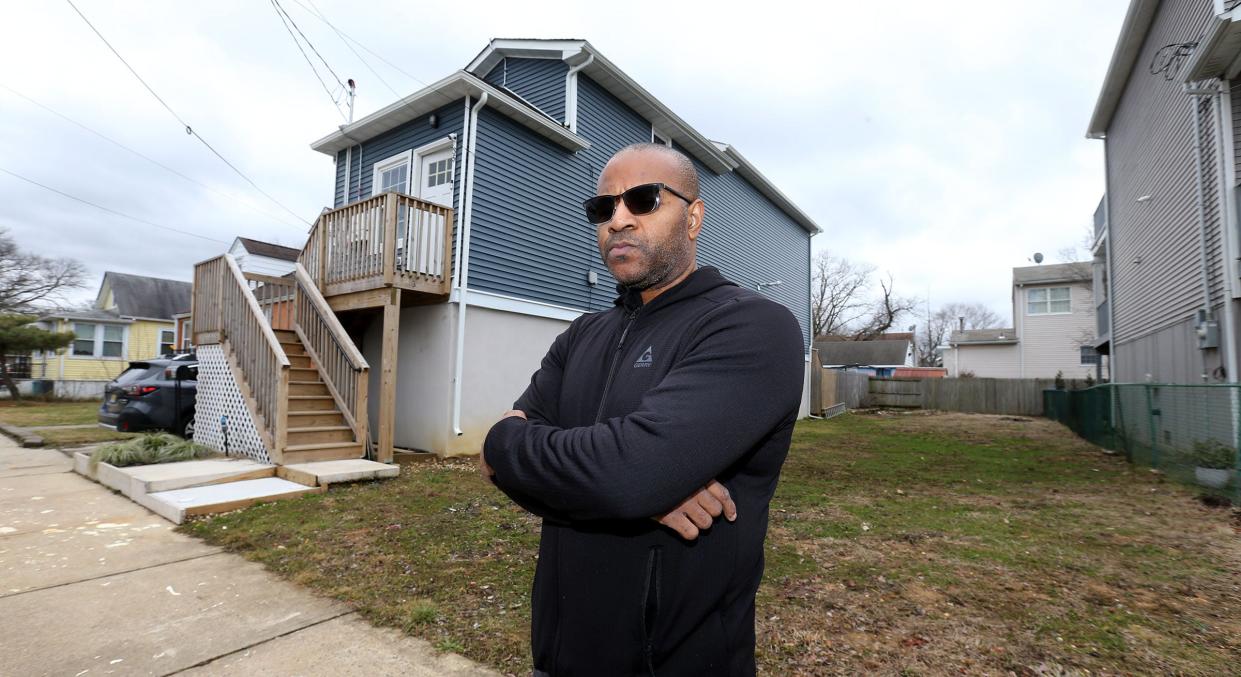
[34,272,191,398]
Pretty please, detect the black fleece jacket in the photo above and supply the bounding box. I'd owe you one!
[484,266,805,676]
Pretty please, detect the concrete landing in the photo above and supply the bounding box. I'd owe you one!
[278,458,400,486]
[141,477,324,524]
[93,457,276,498]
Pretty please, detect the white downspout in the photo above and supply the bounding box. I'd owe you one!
[1213,83,1240,383]
[452,91,488,437]
[452,97,471,286]
[564,54,594,133]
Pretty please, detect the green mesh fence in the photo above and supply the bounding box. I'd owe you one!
[1045,384,1241,502]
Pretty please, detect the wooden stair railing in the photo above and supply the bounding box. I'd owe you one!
[291,262,370,453]
[191,255,291,460]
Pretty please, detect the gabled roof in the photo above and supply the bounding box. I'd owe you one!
[310,71,589,156]
[814,338,911,366]
[1012,262,1091,285]
[949,328,1018,345]
[38,308,128,324]
[96,272,191,321]
[235,237,301,262]
[466,40,818,234]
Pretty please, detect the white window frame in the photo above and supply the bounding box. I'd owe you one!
[1027,286,1072,315]
[651,125,672,147]
[159,329,176,354]
[370,149,413,197]
[410,137,455,201]
[68,322,128,360]
[1080,345,1101,366]
[181,319,193,350]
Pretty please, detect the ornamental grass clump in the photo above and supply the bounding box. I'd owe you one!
[90,432,216,469]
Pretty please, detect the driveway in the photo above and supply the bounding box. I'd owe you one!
[0,436,496,676]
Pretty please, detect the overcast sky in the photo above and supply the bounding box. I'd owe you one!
[0,0,1127,324]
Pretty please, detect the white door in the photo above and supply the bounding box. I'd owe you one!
[404,147,453,275]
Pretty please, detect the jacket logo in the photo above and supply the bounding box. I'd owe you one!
[634,346,654,368]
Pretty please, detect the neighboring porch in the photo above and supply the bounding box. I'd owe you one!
[191,192,452,464]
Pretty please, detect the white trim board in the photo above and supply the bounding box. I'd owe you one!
[451,288,585,323]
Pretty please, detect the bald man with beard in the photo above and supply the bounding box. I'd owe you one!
[482,143,804,676]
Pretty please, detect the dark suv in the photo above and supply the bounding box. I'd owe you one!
[98,355,198,437]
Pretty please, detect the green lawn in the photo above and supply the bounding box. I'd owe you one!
[0,400,101,427]
[0,400,135,447]
[180,412,1241,675]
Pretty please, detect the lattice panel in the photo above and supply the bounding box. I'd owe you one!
[193,344,271,464]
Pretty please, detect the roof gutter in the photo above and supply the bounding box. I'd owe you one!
[1087,0,1161,138]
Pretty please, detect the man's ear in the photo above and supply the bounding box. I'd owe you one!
[687,200,705,240]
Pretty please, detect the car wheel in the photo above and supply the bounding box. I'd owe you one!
[179,414,195,440]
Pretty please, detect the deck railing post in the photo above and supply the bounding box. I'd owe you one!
[383,193,398,286]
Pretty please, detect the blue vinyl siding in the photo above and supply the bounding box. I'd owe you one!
[482,58,568,123]
[332,101,467,208]
[466,74,813,349]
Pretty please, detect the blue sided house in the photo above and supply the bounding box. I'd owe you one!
[189,39,819,465]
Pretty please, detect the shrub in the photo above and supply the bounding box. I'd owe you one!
[1188,439,1235,470]
[90,432,216,469]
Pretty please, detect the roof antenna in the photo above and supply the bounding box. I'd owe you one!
[347,79,356,123]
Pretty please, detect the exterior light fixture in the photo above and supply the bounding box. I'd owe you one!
[756,280,783,291]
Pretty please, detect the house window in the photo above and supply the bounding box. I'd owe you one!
[160,329,176,355]
[425,158,452,188]
[102,325,124,357]
[1028,287,1071,315]
[181,320,193,350]
[70,322,127,358]
[651,126,671,147]
[72,323,96,356]
[1080,346,1101,366]
[372,151,412,196]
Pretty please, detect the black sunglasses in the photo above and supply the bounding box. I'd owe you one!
[582,182,693,225]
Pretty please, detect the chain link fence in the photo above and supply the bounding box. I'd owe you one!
[1046,384,1241,501]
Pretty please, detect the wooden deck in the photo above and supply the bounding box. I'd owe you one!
[299,192,453,306]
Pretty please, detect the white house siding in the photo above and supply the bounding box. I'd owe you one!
[1016,281,1097,379]
[227,241,296,277]
[947,343,1020,378]
[1104,0,1229,383]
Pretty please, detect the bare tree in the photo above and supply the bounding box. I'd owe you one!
[0,229,86,312]
[916,302,1004,366]
[851,274,919,340]
[810,250,874,337]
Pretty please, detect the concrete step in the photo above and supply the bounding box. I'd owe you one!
[140,477,324,524]
[283,442,365,464]
[92,458,276,498]
[287,426,354,445]
[289,381,329,397]
[278,459,399,487]
[286,410,347,427]
[287,395,338,412]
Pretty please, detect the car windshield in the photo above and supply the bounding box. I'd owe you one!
[113,364,162,386]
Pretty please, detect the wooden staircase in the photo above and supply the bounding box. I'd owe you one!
[274,329,366,464]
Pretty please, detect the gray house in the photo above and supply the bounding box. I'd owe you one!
[1089,0,1241,384]
[190,39,819,464]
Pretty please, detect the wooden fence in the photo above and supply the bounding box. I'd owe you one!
[862,377,1089,416]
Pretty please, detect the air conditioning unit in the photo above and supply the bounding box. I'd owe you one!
[1196,309,1220,349]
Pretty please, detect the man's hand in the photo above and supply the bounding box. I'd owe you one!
[481,409,528,479]
[653,480,737,541]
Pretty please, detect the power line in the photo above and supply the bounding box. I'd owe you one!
[297,0,400,99]
[285,0,430,90]
[0,168,228,244]
[63,0,311,226]
[269,0,348,120]
[1,84,308,232]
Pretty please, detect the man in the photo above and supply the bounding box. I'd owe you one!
[482,143,804,676]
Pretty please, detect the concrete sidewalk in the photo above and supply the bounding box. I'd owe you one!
[0,438,496,676]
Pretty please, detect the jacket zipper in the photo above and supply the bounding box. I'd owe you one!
[593,308,639,423]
